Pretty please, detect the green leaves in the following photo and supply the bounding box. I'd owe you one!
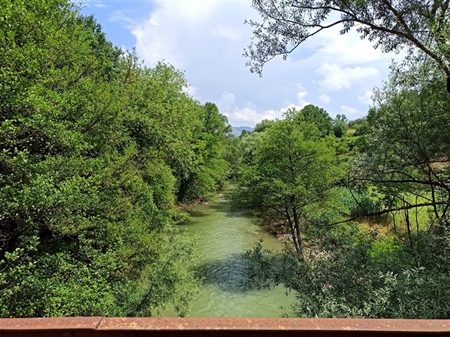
[0,0,226,317]
[241,1,450,317]
[233,109,339,254]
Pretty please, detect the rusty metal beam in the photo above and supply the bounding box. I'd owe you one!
[1,317,450,337]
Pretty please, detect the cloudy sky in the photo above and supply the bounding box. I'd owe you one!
[80,0,398,127]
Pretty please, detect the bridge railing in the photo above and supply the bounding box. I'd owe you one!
[1,317,450,337]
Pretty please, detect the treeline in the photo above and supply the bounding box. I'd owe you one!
[231,66,450,317]
[0,0,230,316]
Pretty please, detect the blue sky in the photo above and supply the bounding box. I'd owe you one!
[80,0,398,127]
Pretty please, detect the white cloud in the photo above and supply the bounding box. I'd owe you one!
[109,10,133,24]
[223,88,310,126]
[244,100,257,109]
[358,90,374,105]
[312,27,395,66]
[224,92,309,126]
[212,25,243,40]
[225,103,308,126]
[340,105,361,118]
[122,1,399,125]
[224,107,280,126]
[219,92,236,110]
[82,0,106,8]
[296,90,309,106]
[131,7,186,68]
[175,2,216,23]
[317,63,380,92]
[319,94,331,104]
[183,84,197,97]
[297,90,307,100]
[129,1,218,68]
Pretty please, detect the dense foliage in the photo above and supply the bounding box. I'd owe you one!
[234,67,450,317]
[236,0,450,319]
[232,108,340,255]
[0,0,230,317]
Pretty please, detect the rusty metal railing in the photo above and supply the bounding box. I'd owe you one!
[1,317,450,336]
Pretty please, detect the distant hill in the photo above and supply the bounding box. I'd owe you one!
[231,126,254,136]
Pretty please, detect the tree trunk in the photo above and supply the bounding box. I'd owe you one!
[292,205,303,255]
[286,207,302,255]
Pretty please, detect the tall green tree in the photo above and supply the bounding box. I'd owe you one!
[253,119,275,133]
[236,112,338,255]
[293,105,333,137]
[332,114,349,138]
[177,102,231,201]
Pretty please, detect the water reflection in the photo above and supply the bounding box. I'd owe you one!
[195,255,251,293]
[167,190,295,317]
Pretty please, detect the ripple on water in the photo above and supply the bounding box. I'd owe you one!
[166,192,295,317]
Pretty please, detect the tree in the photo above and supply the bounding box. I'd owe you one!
[245,0,450,89]
[236,114,337,255]
[294,104,333,137]
[349,63,450,245]
[228,129,265,182]
[294,51,449,320]
[254,119,276,133]
[332,114,349,138]
[177,102,231,201]
[349,117,369,136]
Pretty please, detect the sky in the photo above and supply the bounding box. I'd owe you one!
[80,0,399,127]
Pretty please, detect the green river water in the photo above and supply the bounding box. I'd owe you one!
[166,191,295,317]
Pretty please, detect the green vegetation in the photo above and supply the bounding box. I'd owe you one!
[0,0,230,317]
[232,108,340,255]
[233,0,450,319]
[232,70,450,316]
[1,0,450,319]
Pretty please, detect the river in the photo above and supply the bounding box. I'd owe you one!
[166,190,295,317]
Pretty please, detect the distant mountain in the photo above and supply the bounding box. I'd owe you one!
[231,126,254,136]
